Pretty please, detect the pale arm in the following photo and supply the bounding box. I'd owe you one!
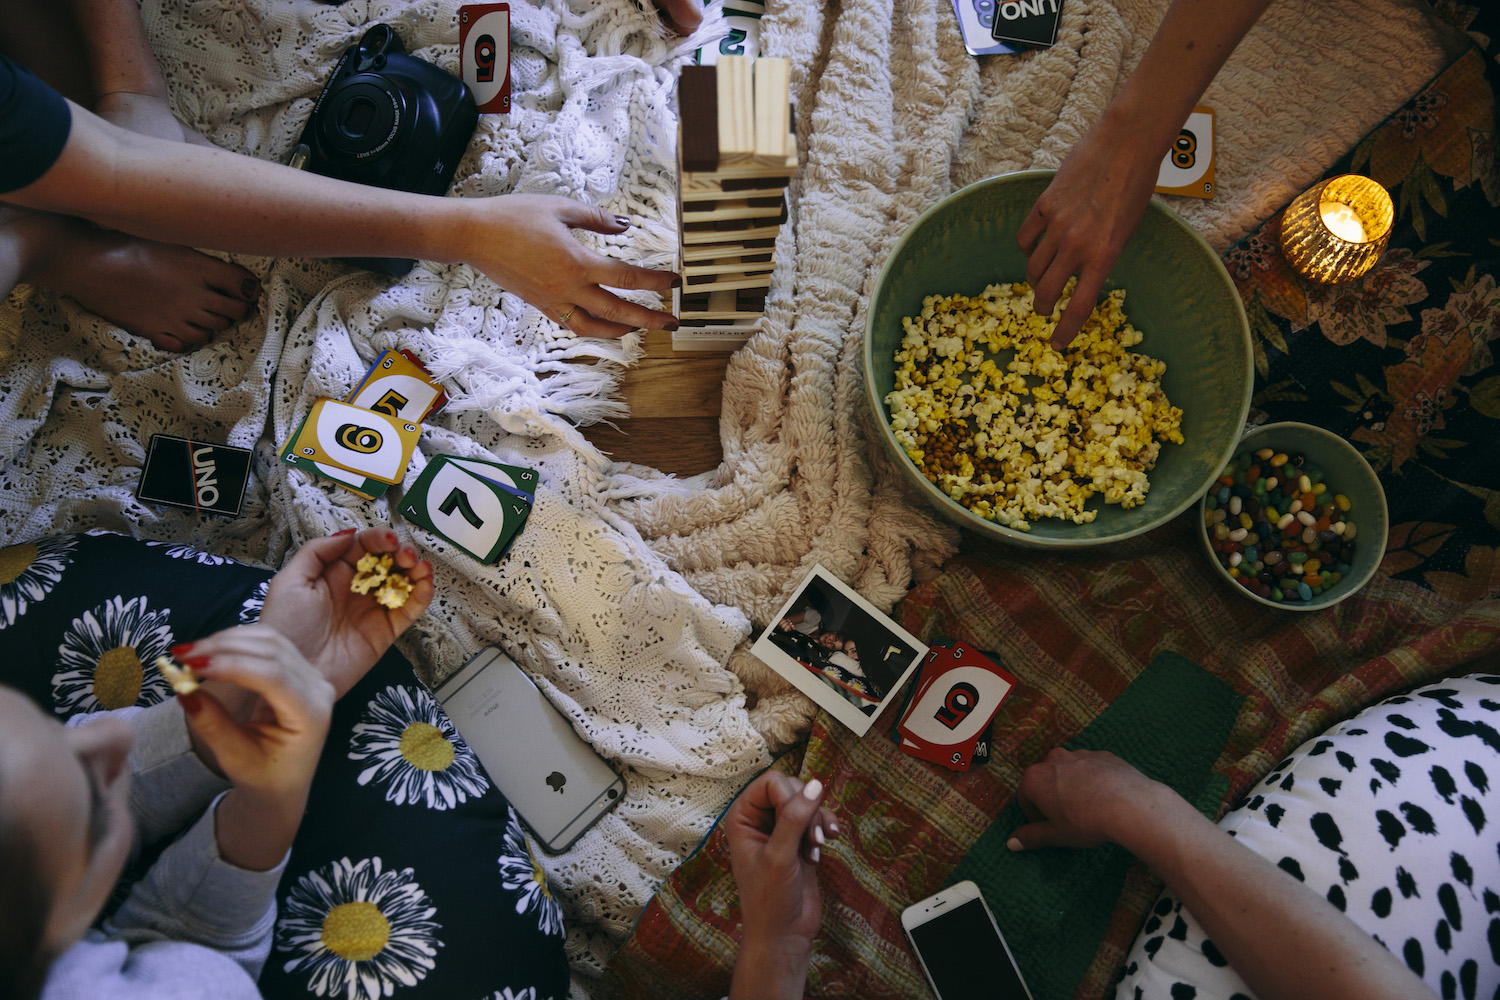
[5,102,679,336]
[1011,749,1435,1000]
[1019,0,1273,348]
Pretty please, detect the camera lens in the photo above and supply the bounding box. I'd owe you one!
[320,78,405,159]
[607,788,619,800]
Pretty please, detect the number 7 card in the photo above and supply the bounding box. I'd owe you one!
[399,454,535,563]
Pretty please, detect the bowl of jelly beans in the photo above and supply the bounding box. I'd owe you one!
[1198,421,1388,611]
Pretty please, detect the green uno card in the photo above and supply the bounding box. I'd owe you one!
[400,456,532,563]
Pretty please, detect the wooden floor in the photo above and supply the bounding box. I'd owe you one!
[579,329,732,476]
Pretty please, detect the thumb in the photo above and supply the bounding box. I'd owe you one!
[1006,820,1068,852]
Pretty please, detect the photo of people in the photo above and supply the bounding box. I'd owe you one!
[753,565,928,735]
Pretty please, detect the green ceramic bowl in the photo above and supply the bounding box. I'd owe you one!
[1197,422,1389,611]
[863,171,1253,549]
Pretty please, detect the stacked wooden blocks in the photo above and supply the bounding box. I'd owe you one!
[673,55,796,351]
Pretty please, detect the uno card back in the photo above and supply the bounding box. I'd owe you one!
[460,4,511,114]
[138,434,252,516]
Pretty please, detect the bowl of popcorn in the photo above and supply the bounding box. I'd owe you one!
[864,170,1253,549]
[1198,422,1388,611]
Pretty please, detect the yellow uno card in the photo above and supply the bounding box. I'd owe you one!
[1155,106,1215,199]
[346,350,448,423]
[290,398,422,485]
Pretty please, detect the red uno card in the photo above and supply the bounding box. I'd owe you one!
[898,643,1017,771]
[460,4,511,114]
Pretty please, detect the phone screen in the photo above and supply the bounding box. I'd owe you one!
[909,898,1030,1000]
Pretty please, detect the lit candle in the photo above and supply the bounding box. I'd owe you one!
[1320,200,1366,243]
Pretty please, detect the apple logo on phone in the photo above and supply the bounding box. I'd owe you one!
[546,770,567,793]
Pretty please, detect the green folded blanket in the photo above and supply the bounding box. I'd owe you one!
[949,651,1244,1000]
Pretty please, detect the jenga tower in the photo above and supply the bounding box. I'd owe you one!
[672,56,796,351]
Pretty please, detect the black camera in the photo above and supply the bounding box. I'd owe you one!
[289,24,479,276]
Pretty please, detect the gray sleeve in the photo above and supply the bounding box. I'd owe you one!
[103,791,288,980]
[68,699,231,849]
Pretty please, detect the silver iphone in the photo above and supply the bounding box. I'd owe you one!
[434,646,626,853]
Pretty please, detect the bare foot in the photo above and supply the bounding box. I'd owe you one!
[19,213,259,352]
[655,0,703,35]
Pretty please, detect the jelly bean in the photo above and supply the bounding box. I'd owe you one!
[1298,474,1312,493]
[1256,522,1272,542]
[1277,513,1296,530]
[1246,464,1261,482]
[1334,562,1350,575]
[1228,567,1240,579]
[1214,524,1229,540]
[1304,573,1323,587]
[1329,571,1343,585]
[1244,546,1259,562]
[1264,550,1284,565]
[1296,510,1315,526]
[1218,486,1231,504]
[1301,527,1317,544]
[1270,452,1289,467]
[1255,447,1274,461]
[1280,577,1300,590]
[1240,513,1253,530]
[1264,477,1278,491]
[1297,582,1313,601]
[1335,494,1351,511]
[1300,491,1317,508]
[1312,483,1327,495]
[1219,475,1235,487]
[1345,523,1358,541]
[1228,527,1249,542]
[1288,551,1308,564]
[1304,558,1323,575]
[1245,497,1261,516]
[1332,521,1347,536]
[1271,588,1284,601]
[1229,496,1242,516]
[1229,551,1243,568]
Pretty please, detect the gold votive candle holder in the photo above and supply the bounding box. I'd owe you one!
[1279,174,1394,284]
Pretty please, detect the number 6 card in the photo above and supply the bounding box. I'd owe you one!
[399,454,534,563]
[289,398,422,485]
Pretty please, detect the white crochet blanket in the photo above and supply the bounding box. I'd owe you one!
[0,0,1461,990]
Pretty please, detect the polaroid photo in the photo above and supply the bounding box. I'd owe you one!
[751,564,929,736]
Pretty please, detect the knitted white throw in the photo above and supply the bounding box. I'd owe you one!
[0,0,1459,989]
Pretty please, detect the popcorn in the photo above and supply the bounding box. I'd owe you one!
[349,552,414,609]
[884,280,1184,529]
[156,655,200,695]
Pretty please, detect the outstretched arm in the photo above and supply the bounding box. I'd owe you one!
[5,98,680,337]
[1019,0,1272,348]
[1010,749,1435,1000]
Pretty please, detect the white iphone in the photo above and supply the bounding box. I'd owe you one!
[901,880,1035,1000]
[433,646,626,853]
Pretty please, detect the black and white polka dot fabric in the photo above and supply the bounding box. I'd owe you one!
[1117,674,1500,1000]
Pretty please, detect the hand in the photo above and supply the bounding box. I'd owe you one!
[1016,109,1163,350]
[1010,748,1168,851]
[255,527,434,698]
[176,624,335,870]
[469,194,681,338]
[726,772,839,955]
[177,624,335,799]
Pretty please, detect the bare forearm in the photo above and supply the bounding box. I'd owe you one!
[1114,786,1434,1000]
[729,936,812,1000]
[214,785,307,872]
[10,104,472,264]
[1104,0,1273,162]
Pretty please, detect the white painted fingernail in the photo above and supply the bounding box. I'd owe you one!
[814,826,826,845]
[810,846,820,863]
[802,778,823,801]
[1007,837,1024,852]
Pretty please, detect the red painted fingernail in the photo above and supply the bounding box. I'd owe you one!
[614,215,632,228]
[181,655,211,669]
[333,528,356,537]
[386,531,398,545]
[170,642,195,658]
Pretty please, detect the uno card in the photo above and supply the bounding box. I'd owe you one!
[1155,106,1215,199]
[346,350,449,423]
[898,643,1016,771]
[990,0,1062,48]
[442,455,539,501]
[278,412,391,499]
[289,398,422,485]
[460,4,511,114]
[137,434,252,516]
[697,0,765,65]
[399,455,533,563]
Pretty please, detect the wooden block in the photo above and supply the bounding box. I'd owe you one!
[678,66,719,173]
[682,220,783,244]
[682,239,776,262]
[737,288,767,312]
[681,158,796,184]
[681,182,789,203]
[715,56,755,164]
[681,288,762,320]
[682,256,773,276]
[684,271,772,293]
[753,59,790,163]
[681,197,786,224]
